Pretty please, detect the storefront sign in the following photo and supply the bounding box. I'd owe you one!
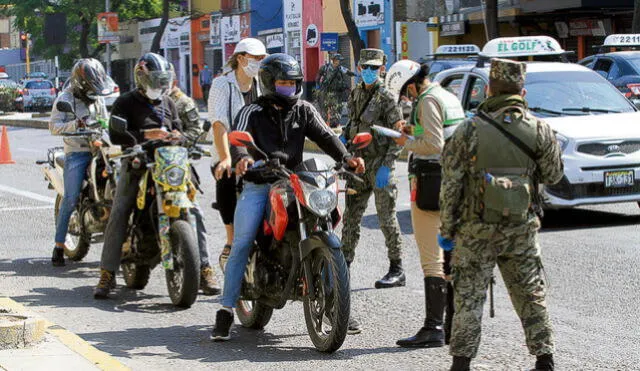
[221,15,240,44]
[284,0,302,31]
[440,21,465,37]
[97,12,119,44]
[400,23,409,59]
[240,13,251,39]
[569,20,606,37]
[161,17,190,52]
[395,22,433,62]
[210,13,221,47]
[266,34,284,49]
[355,0,384,28]
[321,33,338,51]
[306,24,318,47]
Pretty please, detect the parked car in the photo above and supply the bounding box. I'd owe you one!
[419,44,480,78]
[19,78,56,112]
[61,75,120,110]
[434,36,640,209]
[578,34,640,108]
[0,72,10,80]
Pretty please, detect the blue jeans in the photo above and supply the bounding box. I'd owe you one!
[55,152,92,244]
[221,182,270,308]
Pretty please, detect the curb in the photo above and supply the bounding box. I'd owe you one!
[0,313,46,349]
[0,119,48,130]
[0,298,130,371]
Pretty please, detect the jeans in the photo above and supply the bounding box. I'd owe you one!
[55,152,92,244]
[221,182,270,308]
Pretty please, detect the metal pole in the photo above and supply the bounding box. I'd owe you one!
[106,0,112,75]
[26,34,31,75]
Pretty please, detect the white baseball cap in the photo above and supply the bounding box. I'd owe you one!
[234,38,267,56]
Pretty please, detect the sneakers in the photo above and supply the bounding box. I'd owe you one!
[348,317,362,335]
[218,245,231,273]
[211,309,234,341]
[374,260,406,289]
[200,265,221,296]
[52,246,65,267]
[93,269,115,299]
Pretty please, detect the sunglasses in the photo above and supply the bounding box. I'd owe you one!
[361,65,381,71]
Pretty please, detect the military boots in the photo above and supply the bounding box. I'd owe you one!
[374,259,406,289]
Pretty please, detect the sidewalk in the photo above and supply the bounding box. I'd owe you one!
[0,298,129,371]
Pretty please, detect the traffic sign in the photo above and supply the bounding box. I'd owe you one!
[321,33,338,52]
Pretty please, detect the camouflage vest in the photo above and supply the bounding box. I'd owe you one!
[347,82,395,160]
[473,106,538,224]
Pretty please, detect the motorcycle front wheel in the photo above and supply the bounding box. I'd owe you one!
[165,220,200,308]
[303,247,350,353]
[236,300,273,329]
[122,263,151,290]
[54,194,90,261]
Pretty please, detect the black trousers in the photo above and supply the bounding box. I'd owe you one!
[211,164,239,225]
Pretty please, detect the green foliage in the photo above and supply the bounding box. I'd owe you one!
[4,0,163,69]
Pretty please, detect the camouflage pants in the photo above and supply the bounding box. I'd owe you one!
[449,225,554,358]
[341,168,402,264]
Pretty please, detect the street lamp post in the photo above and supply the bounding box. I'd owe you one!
[106,0,111,75]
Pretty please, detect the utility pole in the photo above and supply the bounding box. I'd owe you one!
[106,0,112,75]
[26,33,31,75]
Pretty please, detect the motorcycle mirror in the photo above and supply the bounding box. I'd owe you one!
[352,132,373,150]
[202,120,212,133]
[110,115,128,134]
[56,100,74,113]
[229,131,256,148]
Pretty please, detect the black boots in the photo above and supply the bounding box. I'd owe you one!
[532,354,554,370]
[450,356,471,371]
[51,246,65,267]
[396,277,446,348]
[375,259,406,289]
[444,281,454,344]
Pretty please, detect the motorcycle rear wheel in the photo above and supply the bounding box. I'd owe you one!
[54,194,90,262]
[122,263,151,290]
[236,300,274,330]
[165,220,200,308]
[303,247,350,353]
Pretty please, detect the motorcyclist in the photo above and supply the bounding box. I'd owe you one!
[210,53,365,341]
[94,52,182,299]
[49,58,110,267]
[168,75,221,295]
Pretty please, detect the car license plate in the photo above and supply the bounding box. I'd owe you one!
[604,170,634,188]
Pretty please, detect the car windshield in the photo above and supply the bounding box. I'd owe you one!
[428,60,476,75]
[25,81,53,90]
[524,71,636,117]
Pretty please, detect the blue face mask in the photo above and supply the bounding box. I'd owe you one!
[275,85,297,97]
[360,68,379,85]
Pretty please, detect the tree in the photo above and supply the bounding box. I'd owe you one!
[339,0,365,63]
[150,0,170,54]
[484,0,499,41]
[633,0,640,33]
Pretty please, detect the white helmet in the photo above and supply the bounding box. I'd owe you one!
[385,60,421,102]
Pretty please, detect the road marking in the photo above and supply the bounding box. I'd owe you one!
[0,184,55,204]
[0,297,131,371]
[0,205,53,212]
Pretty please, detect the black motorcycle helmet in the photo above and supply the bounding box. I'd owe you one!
[134,52,174,94]
[69,58,110,101]
[259,53,303,105]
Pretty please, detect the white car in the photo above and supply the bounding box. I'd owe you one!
[433,36,640,209]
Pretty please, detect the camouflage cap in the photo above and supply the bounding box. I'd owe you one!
[359,48,386,66]
[332,53,344,61]
[489,58,526,94]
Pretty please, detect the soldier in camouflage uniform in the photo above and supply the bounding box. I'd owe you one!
[342,49,405,297]
[316,54,354,127]
[168,82,221,296]
[439,58,564,371]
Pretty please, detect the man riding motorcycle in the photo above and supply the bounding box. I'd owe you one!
[94,52,183,298]
[211,53,365,341]
[49,58,110,266]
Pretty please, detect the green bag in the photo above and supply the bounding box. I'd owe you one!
[482,172,533,224]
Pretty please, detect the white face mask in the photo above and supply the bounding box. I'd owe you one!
[242,58,261,78]
[145,88,163,100]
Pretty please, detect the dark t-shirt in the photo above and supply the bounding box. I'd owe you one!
[242,91,251,106]
[109,90,181,148]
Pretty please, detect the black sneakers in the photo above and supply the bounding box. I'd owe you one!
[51,246,65,267]
[211,309,234,341]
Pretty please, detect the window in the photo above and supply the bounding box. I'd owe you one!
[579,56,596,69]
[464,76,487,112]
[607,62,621,80]
[25,80,53,90]
[440,74,465,97]
[593,59,613,78]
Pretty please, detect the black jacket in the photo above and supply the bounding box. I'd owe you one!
[109,90,181,148]
[231,97,349,177]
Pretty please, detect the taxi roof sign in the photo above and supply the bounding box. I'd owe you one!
[480,36,565,58]
[602,34,640,47]
[435,44,480,56]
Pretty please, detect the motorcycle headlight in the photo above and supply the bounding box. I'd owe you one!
[166,167,185,187]
[308,189,338,217]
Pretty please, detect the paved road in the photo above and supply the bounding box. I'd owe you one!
[1,127,639,370]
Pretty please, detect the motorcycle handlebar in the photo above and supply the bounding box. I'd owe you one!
[61,130,101,137]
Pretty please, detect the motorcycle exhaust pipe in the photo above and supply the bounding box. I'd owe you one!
[42,166,64,196]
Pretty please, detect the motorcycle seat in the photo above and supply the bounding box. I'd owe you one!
[55,154,65,168]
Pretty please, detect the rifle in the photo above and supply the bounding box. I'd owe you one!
[489,274,496,318]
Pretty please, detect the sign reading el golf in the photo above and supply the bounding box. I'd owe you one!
[603,34,640,47]
[481,36,564,57]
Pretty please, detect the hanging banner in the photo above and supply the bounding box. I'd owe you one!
[240,13,251,39]
[210,12,221,47]
[221,15,240,44]
[354,0,384,28]
[97,12,119,44]
[306,24,318,47]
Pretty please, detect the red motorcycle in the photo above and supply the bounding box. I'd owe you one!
[228,131,371,353]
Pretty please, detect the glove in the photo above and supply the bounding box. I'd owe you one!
[375,166,391,189]
[339,135,347,145]
[437,234,455,252]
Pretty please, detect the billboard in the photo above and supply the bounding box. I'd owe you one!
[97,12,119,44]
